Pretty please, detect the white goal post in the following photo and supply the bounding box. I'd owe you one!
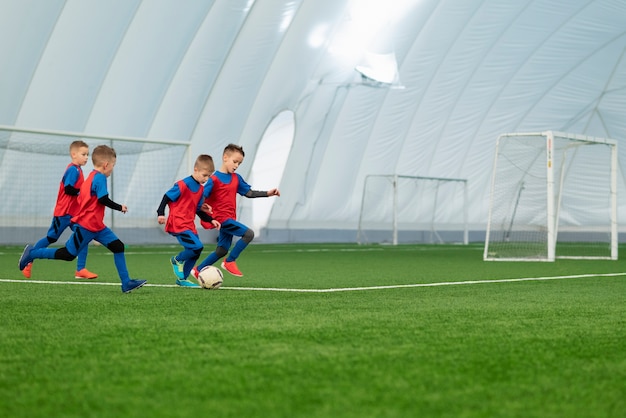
[357,174,469,245]
[0,125,191,244]
[484,131,618,261]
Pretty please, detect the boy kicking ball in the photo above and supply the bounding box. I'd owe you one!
[157,154,221,288]
[193,143,279,278]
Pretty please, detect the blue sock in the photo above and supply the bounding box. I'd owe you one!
[227,239,249,262]
[76,246,88,271]
[177,248,197,263]
[183,257,200,278]
[197,252,220,271]
[31,248,58,260]
[33,236,52,250]
[113,252,130,284]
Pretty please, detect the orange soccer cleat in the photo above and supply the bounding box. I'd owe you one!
[75,268,98,279]
[221,260,243,277]
[22,262,33,279]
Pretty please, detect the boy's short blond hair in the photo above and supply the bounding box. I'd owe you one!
[92,145,117,167]
[70,140,89,152]
[195,154,215,172]
[224,143,245,157]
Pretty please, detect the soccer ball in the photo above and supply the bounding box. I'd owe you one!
[197,266,223,290]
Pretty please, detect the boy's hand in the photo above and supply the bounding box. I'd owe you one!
[201,203,213,214]
[268,188,280,197]
[211,220,221,230]
[121,205,128,213]
[157,215,166,225]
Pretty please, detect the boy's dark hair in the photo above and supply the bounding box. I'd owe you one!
[195,154,215,172]
[224,143,245,157]
[70,140,89,151]
[92,145,117,166]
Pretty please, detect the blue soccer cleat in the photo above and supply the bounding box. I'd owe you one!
[122,279,147,293]
[170,256,185,279]
[176,278,200,288]
[18,244,34,271]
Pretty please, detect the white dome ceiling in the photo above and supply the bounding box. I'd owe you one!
[1,0,625,241]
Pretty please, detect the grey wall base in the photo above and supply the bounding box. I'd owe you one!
[3,227,616,246]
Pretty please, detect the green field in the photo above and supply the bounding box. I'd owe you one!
[1,243,625,418]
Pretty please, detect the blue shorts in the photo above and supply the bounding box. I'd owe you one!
[217,219,249,249]
[171,230,203,251]
[65,225,119,257]
[46,215,73,240]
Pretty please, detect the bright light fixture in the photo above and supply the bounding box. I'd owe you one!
[355,51,399,85]
[326,0,417,83]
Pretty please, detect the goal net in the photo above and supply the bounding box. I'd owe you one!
[357,175,468,245]
[484,131,618,261]
[0,125,190,244]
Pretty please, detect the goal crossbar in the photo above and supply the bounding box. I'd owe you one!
[357,174,469,245]
[484,130,618,261]
[0,125,192,244]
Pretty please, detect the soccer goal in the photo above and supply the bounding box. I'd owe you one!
[484,131,618,261]
[357,174,469,245]
[0,125,191,244]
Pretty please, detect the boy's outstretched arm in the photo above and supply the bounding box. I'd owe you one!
[245,189,280,198]
[98,195,127,213]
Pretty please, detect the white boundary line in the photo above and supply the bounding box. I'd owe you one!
[0,272,624,292]
[0,279,177,288]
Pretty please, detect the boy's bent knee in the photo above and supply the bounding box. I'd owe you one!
[55,247,76,261]
[242,229,254,244]
[107,239,125,253]
[215,246,228,258]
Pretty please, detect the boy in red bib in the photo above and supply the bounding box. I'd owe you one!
[193,144,280,278]
[19,145,147,293]
[22,140,97,280]
[157,155,221,287]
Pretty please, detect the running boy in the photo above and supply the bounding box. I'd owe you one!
[157,154,221,288]
[19,145,147,293]
[22,140,97,280]
[193,143,280,278]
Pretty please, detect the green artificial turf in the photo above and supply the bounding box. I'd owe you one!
[0,243,625,417]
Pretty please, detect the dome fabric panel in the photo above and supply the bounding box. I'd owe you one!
[1,0,625,243]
